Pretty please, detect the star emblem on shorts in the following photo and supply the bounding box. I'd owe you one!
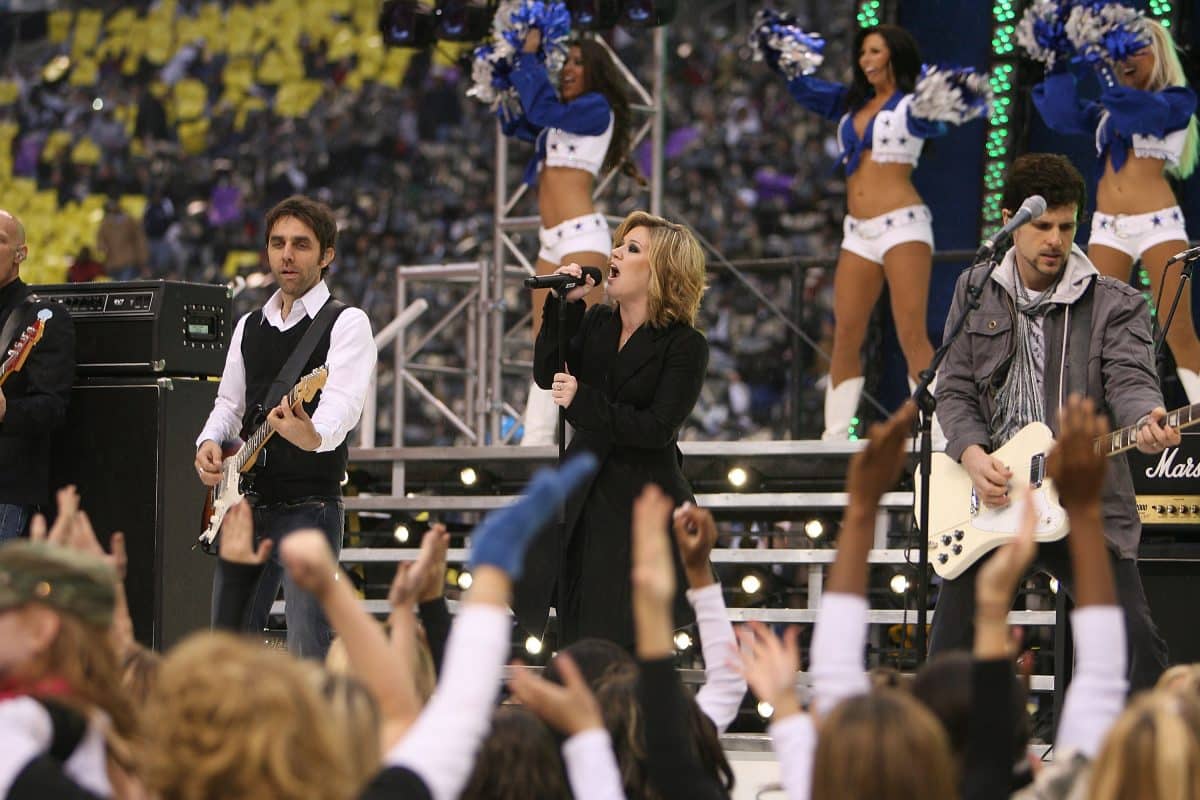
[898,136,908,145]
[575,222,582,230]
[880,137,890,145]
[1099,219,1109,229]
[1152,215,1162,226]
[568,144,576,152]
[885,217,894,228]
[550,143,558,151]
[1172,210,1182,221]
[907,210,916,221]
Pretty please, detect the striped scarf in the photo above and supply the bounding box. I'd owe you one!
[990,261,1061,448]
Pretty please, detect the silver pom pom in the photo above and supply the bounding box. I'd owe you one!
[910,66,995,125]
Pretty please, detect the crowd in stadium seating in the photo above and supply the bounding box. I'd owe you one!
[0,0,859,443]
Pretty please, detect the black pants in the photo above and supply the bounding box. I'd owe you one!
[928,540,1168,691]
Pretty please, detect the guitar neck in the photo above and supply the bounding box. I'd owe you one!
[1100,402,1200,457]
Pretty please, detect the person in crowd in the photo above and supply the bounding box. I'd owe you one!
[95,196,149,282]
[501,30,636,445]
[930,153,1179,690]
[516,210,708,650]
[65,246,105,283]
[0,209,74,542]
[1033,18,1200,403]
[195,194,377,659]
[775,24,970,440]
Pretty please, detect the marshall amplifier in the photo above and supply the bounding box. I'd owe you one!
[32,280,230,377]
[1130,429,1200,527]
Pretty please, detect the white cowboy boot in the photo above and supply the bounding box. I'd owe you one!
[822,376,865,441]
[520,381,559,446]
[1178,367,1200,405]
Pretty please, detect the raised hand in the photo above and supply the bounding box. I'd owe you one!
[278,530,340,600]
[672,502,718,588]
[632,484,677,608]
[845,401,916,509]
[217,500,273,565]
[737,622,801,719]
[1047,395,1108,510]
[29,485,81,545]
[508,653,604,736]
[388,524,448,609]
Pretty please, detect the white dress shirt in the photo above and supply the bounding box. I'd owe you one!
[196,281,377,453]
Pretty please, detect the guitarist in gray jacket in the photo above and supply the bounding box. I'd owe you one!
[928,153,1180,690]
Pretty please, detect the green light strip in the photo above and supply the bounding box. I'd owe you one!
[857,0,881,28]
[980,2,1018,238]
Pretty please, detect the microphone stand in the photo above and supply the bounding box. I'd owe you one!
[910,244,1007,662]
[1155,254,1197,359]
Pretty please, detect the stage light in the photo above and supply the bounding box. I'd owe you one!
[460,466,478,486]
[804,519,824,540]
[757,700,774,719]
[727,466,748,489]
[525,636,544,655]
[673,631,693,651]
[379,0,438,48]
[92,98,104,111]
[393,523,410,543]
[620,0,676,27]
[1049,578,1059,595]
[890,573,909,594]
[567,0,622,30]
[741,573,762,595]
[436,0,495,41]
[458,570,473,589]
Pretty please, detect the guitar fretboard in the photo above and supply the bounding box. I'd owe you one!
[233,385,300,472]
[1100,403,1199,456]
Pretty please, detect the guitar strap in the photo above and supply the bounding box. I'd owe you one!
[261,296,348,413]
[0,288,36,356]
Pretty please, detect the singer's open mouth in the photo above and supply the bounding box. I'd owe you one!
[609,265,620,278]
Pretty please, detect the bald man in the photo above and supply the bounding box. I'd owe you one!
[0,210,75,540]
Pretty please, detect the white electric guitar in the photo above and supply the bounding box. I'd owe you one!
[198,365,329,549]
[917,402,1199,579]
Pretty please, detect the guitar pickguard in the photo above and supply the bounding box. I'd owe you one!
[969,487,1065,536]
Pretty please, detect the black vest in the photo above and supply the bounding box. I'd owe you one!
[239,302,348,503]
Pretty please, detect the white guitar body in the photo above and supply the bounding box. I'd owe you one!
[916,422,1068,579]
[199,456,246,547]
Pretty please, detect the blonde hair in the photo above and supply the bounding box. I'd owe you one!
[1143,19,1199,179]
[40,609,138,742]
[142,632,357,800]
[812,689,957,800]
[1089,690,1200,800]
[1158,663,1200,696]
[611,211,707,328]
[304,666,382,791]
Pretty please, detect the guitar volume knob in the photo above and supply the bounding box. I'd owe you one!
[953,530,964,541]
[941,535,952,546]
[937,554,949,564]
[952,544,963,555]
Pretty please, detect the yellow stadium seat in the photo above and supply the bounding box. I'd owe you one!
[222,249,261,277]
[0,81,18,106]
[275,80,323,118]
[41,131,72,163]
[106,8,138,34]
[178,118,210,155]
[68,59,99,88]
[48,10,74,44]
[121,195,147,220]
[70,138,102,167]
[173,79,208,121]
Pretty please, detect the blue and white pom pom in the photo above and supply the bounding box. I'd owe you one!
[1065,0,1149,84]
[910,65,995,125]
[467,0,572,107]
[749,8,825,80]
[1016,0,1073,72]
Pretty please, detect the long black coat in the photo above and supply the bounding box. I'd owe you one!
[514,296,708,648]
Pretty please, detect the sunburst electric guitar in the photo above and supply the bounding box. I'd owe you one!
[0,309,52,385]
[198,365,329,549]
[916,402,1200,579]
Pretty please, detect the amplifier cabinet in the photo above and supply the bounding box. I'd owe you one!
[33,280,230,377]
[50,377,218,650]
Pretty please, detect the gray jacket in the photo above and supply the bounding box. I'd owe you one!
[936,244,1162,558]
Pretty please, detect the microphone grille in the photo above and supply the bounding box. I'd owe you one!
[1024,195,1047,218]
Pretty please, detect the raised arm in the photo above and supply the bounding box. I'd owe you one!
[509,51,612,135]
[1048,396,1126,757]
[1031,71,1103,137]
[812,402,915,717]
[784,75,848,121]
[673,503,746,732]
[632,484,729,800]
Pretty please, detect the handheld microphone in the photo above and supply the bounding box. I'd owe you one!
[1165,244,1200,266]
[524,267,604,290]
[976,195,1047,257]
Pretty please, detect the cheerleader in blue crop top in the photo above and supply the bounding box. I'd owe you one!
[1032,19,1200,403]
[500,31,637,445]
[783,25,951,440]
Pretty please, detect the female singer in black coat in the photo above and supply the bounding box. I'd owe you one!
[514,210,709,650]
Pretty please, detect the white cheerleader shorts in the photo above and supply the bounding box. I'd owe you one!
[840,204,935,265]
[537,212,611,264]
[1089,206,1189,259]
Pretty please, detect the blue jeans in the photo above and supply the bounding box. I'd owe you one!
[0,504,31,542]
[210,498,344,659]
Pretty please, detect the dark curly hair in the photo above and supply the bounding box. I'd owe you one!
[1001,153,1088,220]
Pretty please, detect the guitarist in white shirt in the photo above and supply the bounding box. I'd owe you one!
[928,154,1180,690]
[194,196,376,659]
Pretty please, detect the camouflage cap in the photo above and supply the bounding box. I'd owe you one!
[0,541,117,628]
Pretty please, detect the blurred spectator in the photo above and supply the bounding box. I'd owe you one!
[67,246,106,283]
[97,196,150,281]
